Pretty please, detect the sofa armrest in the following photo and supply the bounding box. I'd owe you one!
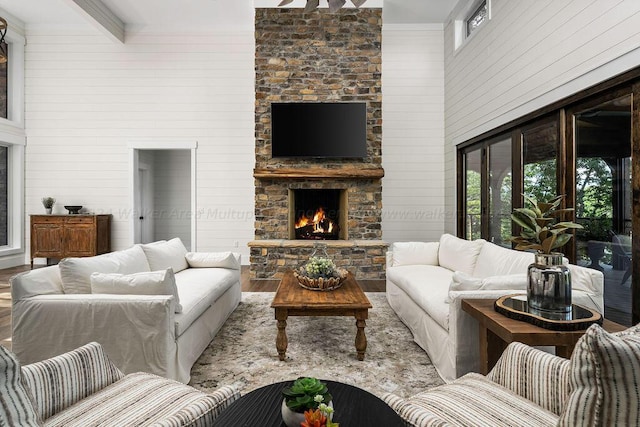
[487,342,571,416]
[446,290,526,380]
[382,393,452,427]
[149,385,241,427]
[21,342,125,421]
[12,294,176,375]
[10,266,64,302]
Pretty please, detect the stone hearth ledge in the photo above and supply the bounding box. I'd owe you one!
[248,240,388,249]
[248,240,388,280]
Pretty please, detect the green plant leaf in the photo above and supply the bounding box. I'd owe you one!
[512,212,537,231]
[553,222,583,229]
[541,234,557,254]
[534,217,555,227]
[552,233,572,249]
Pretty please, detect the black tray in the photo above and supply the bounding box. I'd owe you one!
[494,294,602,331]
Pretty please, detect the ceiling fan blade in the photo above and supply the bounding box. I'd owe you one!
[351,0,367,7]
[278,0,295,5]
[304,0,319,13]
[328,0,346,12]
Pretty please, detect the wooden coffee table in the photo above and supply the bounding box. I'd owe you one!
[461,298,627,374]
[271,271,372,361]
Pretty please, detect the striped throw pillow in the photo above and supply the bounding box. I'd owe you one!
[0,345,40,426]
[558,323,640,426]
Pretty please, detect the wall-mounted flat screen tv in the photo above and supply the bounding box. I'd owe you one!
[271,102,367,158]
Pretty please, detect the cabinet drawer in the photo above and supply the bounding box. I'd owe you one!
[31,216,61,224]
[65,217,95,224]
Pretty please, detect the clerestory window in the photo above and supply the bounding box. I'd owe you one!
[466,1,488,37]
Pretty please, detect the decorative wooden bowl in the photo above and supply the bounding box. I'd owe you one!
[293,269,348,291]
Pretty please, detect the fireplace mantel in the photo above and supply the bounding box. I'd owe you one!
[253,167,384,180]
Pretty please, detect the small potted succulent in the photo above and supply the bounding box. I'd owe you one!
[281,377,337,427]
[41,197,55,214]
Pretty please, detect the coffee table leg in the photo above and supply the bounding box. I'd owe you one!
[275,309,288,361]
[355,311,367,361]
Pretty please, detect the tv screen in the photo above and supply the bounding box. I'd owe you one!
[271,102,367,158]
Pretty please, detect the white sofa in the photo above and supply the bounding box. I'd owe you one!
[10,238,241,384]
[386,234,604,383]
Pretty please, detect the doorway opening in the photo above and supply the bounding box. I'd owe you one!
[130,143,196,250]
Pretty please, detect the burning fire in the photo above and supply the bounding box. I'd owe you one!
[295,207,335,235]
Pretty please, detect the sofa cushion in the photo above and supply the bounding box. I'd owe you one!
[41,372,234,427]
[59,245,151,294]
[390,242,439,267]
[90,268,182,313]
[473,242,535,278]
[558,323,640,426]
[0,345,40,427]
[185,252,240,269]
[173,268,239,336]
[141,238,189,273]
[392,373,559,427]
[449,271,527,292]
[437,234,484,275]
[387,265,452,330]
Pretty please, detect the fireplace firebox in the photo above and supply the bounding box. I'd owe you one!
[289,189,347,240]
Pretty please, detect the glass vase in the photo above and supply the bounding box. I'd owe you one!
[527,253,572,314]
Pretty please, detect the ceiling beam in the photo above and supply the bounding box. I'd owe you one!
[63,0,124,43]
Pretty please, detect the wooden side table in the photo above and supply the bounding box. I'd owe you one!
[461,298,627,375]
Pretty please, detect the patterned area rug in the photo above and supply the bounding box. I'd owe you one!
[189,292,444,398]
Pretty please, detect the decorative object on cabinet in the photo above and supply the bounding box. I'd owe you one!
[64,205,83,214]
[30,214,111,268]
[41,197,55,214]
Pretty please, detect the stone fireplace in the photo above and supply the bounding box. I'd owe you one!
[290,189,346,240]
[250,8,387,280]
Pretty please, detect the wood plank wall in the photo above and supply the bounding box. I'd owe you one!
[381,24,446,242]
[23,30,256,260]
[443,0,640,233]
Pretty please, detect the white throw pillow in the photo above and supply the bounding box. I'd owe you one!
[90,268,182,313]
[449,271,527,293]
[449,271,483,291]
[141,238,189,273]
[480,274,527,290]
[391,242,439,266]
[185,252,240,269]
[438,234,485,275]
[59,245,151,294]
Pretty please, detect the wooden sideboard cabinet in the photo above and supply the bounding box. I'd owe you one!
[30,214,111,268]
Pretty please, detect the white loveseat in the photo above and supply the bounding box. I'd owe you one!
[386,234,604,383]
[11,238,241,384]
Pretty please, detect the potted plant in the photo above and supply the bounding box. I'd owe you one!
[281,377,337,427]
[294,252,347,291]
[510,195,583,314]
[41,197,55,214]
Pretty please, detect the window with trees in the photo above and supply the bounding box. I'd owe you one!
[457,73,640,326]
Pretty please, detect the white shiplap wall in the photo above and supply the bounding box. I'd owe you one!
[24,29,255,262]
[444,0,640,232]
[382,24,446,243]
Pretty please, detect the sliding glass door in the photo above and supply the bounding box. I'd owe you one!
[463,148,482,241]
[572,94,633,325]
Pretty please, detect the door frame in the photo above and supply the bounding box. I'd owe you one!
[128,140,198,250]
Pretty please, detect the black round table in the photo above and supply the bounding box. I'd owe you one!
[214,379,404,426]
